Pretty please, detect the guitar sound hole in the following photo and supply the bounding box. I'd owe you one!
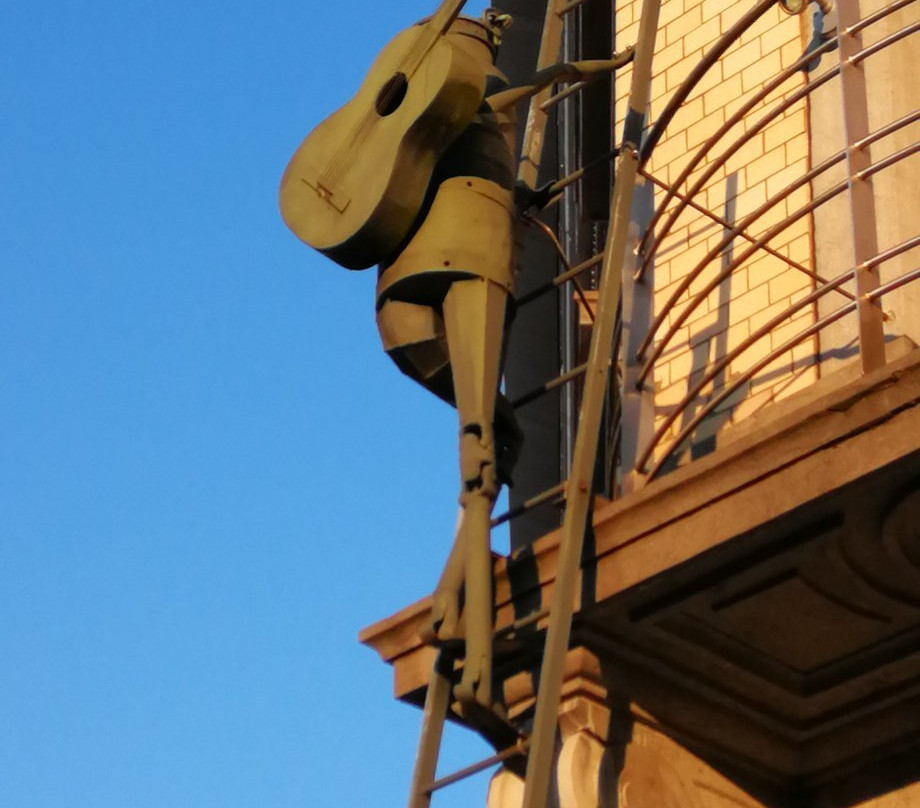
[375,73,408,117]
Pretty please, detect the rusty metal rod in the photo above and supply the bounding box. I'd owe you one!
[853,108,920,150]
[638,166,854,302]
[867,265,920,298]
[862,233,920,271]
[525,216,597,320]
[635,60,840,280]
[857,141,920,181]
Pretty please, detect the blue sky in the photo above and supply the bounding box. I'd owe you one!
[1,1,508,805]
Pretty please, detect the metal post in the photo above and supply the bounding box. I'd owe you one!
[836,0,887,372]
[519,0,661,804]
[518,0,569,191]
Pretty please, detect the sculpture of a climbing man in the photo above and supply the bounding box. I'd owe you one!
[280,5,632,732]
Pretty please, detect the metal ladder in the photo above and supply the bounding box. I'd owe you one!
[407,0,662,804]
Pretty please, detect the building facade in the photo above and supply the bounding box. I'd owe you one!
[363,0,920,804]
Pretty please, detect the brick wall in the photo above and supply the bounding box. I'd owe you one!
[611,0,819,473]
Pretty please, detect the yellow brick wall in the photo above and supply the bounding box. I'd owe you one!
[613,0,818,471]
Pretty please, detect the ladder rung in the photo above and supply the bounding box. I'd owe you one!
[495,608,551,640]
[510,363,587,409]
[491,483,566,527]
[517,253,603,307]
[425,738,530,795]
[540,80,589,111]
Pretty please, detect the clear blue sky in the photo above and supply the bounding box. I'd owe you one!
[1,1,509,805]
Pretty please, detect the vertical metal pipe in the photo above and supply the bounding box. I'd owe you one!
[560,4,581,478]
[519,0,661,804]
[835,0,887,372]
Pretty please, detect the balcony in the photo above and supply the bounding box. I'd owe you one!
[362,0,919,803]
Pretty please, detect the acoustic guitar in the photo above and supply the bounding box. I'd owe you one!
[279,0,487,270]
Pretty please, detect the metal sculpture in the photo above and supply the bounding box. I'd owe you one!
[280,5,629,732]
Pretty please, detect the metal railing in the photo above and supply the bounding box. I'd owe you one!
[627,0,919,482]
[497,0,918,528]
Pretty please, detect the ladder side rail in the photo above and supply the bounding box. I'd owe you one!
[408,652,455,808]
[520,0,663,804]
[517,0,568,190]
[407,3,576,805]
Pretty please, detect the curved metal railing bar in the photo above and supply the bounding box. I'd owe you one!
[643,259,920,481]
[634,271,851,473]
[638,166,856,303]
[854,141,920,181]
[863,233,920,272]
[637,169,848,381]
[847,0,917,36]
[853,108,920,152]
[635,0,914,272]
[633,111,919,385]
[849,18,920,64]
[635,60,840,282]
[637,0,779,167]
[524,215,597,321]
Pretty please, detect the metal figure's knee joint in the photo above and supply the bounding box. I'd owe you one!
[459,422,498,500]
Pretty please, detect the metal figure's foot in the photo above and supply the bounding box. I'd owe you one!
[421,589,463,646]
[455,651,491,711]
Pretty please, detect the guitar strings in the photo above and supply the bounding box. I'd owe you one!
[320,32,423,186]
[325,0,463,179]
[321,21,439,186]
[320,1,466,189]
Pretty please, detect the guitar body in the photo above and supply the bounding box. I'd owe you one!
[279,26,487,270]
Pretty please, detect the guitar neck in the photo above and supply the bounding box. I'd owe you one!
[403,0,468,80]
[429,0,468,37]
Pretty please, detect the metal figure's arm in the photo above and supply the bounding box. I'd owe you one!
[485,48,635,113]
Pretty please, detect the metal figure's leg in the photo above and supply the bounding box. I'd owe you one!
[441,276,507,712]
[423,508,466,644]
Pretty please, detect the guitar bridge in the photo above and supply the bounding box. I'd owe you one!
[302,177,351,214]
